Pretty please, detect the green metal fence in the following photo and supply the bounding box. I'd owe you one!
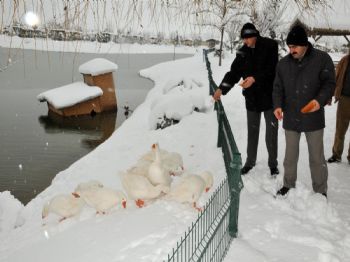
[165,50,243,262]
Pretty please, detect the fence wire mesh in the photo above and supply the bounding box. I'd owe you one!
[165,49,243,262]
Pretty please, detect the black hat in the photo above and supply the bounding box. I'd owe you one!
[286,25,308,46]
[241,23,259,39]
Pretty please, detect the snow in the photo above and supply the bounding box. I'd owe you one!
[1,47,350,262]
[0,35,200,54]
[37,82,103,109]
[140,64,212,129]
[0,192,24,234]
[78,58,118,76]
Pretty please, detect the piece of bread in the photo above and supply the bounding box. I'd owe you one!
[301,100,316,113]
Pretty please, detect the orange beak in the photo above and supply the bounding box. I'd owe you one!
[122,200,127,209]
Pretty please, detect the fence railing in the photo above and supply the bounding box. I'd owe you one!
[165,50,243,262]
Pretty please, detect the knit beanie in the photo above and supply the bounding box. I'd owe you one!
[286,25,308,46]
[240,23,259,39]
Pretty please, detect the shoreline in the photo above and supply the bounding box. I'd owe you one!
[0,34,202,55]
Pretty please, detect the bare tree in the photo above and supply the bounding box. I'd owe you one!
[191,0,245,66]
[226,19,243,53]
[247,0,330,34]
[246,0,288,38]
[293,0,329,10]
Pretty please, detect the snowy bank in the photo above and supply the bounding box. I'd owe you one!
[0,51,226,262]
[1,48,350,262]
[0,35,201,54]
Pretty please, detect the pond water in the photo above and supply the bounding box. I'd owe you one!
[0,47,190,204]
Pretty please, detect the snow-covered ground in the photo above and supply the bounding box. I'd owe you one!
[0,42,350,262]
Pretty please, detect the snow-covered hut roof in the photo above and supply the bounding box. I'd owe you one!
[37,82,103,109]
[292,0,350,36]
[78,58,118,76]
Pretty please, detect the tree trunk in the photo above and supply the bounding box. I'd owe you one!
[219,26,225,66]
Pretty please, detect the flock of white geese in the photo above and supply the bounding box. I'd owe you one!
[42,143,214,223]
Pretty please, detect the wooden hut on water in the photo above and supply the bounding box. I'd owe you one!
[38,58,118,117]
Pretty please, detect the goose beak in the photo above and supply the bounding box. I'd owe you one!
[122,200,127,209]
[205,187,210,192]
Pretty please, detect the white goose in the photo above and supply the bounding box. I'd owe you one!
[73,180,104,193]
[167,171,214,211]
[139,146,169,162]
[42,194,85,222]
[121,172,169,208]
[139,143,184,176]
[162,151,184,176]
[76,180,103,189]
[147,143,172,187]
[74,187,127,214]
[126,159,150,177]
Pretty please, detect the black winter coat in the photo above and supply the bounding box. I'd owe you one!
[273,43,335,132]
[219,36,278,112]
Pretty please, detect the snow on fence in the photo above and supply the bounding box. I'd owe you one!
[164,50,243,262]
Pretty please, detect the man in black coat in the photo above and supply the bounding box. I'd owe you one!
[273,25,335,197]
[213,22,279,176]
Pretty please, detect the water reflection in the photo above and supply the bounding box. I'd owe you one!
[38,110,118,149]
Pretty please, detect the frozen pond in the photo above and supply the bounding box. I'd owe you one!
[0,47,190,204]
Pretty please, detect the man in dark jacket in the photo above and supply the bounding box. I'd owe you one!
[273,25,335,197]
[213,22,279,176]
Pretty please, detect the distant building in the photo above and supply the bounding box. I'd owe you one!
[49,29,66,41]
[96,32,111,43]
[206,39,220,49]
[183,39,194,46]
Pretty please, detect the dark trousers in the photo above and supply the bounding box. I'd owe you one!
[284,129,328,194]
[332,95,350,161]
[245,109,278,168]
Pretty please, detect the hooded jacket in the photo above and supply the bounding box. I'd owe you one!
[219,35,278,112]
[273,43,335,132]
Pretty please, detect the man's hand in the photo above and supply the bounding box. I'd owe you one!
[301,99,320,113]
[241,76,255,89]
[213,89,222,101]
[274,108,283,120]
